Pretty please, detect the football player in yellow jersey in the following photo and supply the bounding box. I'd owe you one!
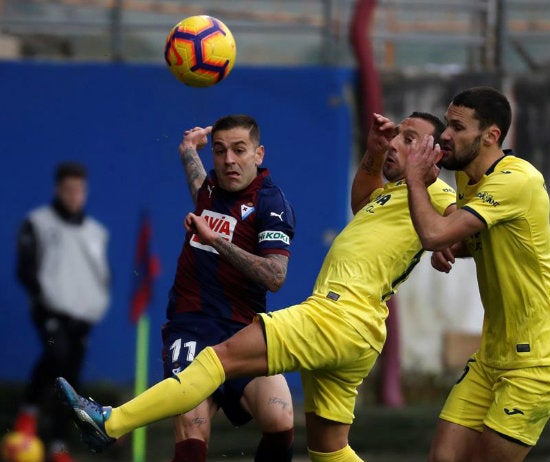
[405,86,550,462]
[56,113,456,462]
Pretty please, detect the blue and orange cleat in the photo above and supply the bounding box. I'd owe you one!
[55,377,115,453]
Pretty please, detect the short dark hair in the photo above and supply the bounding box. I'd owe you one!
[212,114,260,145]
[451,86,511,146]
[408,111,446,143]
[55,161,87,184]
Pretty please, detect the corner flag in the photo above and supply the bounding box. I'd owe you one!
[129,212,161,462]
[129,213,161,324]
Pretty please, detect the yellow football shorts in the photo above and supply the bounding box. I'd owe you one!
[439,352,550,446]
[259,296,379,424]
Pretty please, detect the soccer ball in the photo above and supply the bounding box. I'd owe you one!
[164,15,237,87]
[0,432,45,462]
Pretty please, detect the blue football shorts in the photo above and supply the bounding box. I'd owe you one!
[161,312,254,426]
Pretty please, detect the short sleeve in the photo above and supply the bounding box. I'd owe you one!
[256,186,296,256]
[463,170,531,228]
[427,179,456,215]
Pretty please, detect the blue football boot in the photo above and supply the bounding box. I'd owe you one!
[56,377,116,453]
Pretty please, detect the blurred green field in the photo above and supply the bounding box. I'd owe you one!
[2,380,550,461]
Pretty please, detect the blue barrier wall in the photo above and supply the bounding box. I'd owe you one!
[0,61,355,394]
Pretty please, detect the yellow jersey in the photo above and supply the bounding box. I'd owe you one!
[457,153,550,368]
[310,178,455,352]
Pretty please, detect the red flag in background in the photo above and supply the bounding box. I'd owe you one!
[129,213,161,324]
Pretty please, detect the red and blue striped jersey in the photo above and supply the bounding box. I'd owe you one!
[168,168,295,325]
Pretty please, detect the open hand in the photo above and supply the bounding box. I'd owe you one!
[366,113,394,156]
[405,134,442,186]
[180,126,212,152]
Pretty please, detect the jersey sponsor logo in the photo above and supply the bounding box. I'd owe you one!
[258,230,290,245]
[241,204,255,220]
[504,408,524,416]
[190,209,237,254]
[374,193,391,205]
[364,193,392,214]
[476,191,500,207]
[207,184,215,198]
[270,211,285,221]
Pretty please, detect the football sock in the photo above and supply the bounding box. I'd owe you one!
[254,428,294,462]
[308,445,364,462]
[106,347,225,438]
[172,438,207,462]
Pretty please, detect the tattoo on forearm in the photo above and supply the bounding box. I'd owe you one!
[181,147,206,201]
[360,155,378,175]
[213,237,288,290]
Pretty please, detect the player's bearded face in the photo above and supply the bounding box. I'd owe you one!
[212,128,264,192]
[439,104,483,171]
[440,134,482,171]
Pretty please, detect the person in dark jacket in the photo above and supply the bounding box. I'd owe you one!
[14,161,110,462]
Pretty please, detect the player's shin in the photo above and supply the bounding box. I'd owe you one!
[106,347,225,437]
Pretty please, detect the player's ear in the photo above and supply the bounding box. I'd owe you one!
[255,145,265,167]
[484,125,501,146]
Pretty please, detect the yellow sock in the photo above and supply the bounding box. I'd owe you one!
[308,445,364,462]
[105,346,225,438]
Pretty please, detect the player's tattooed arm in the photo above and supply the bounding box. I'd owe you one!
[359,154,379,174]
[351,149,386,214]
[210,237,289,292]
[351,113,394,214]
[179,126,211,204]
[179,146,207,204]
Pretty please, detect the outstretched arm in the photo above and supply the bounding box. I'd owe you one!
[184,213,289,292]
[405,135,485,251]
[351,113,394,214]
[178,126,211,204]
